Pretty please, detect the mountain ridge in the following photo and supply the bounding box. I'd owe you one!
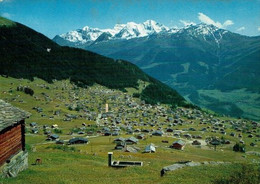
[53,20,259,47]
[53,19,260,120]
[0,17,189,108]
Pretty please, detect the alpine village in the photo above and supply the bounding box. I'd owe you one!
[0,8,259,184]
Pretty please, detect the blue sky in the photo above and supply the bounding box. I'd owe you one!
[1,0,260,38]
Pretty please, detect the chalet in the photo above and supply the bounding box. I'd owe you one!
[248,134,253,138]
[0,100,30,177]
[68,137,88,145]
[192,135,202,139]
[43,125,49,129]
[48,134,59,141]
[173,133,180,137]
[141,129,150,133]
[77,131,85,135]
[114,137,125,144]
[224,140,231,144]
[134,129,141,133]
[183,134,192,139]
[166,128,174,132]
[112,131,119,136]
[44,130,51,135]
[104,131,111,136]
[30,122,37,127]
[115,142,126,150]
[124,146,138,153]
[31,128,38,134]
[51,124,59,129]
[125,137,138,145]
[56,140,65,145]
[152,130,164,136]
[171,140,185,150]
[192,140,201,145]
[126,130,133,134]
[144,143,156,153]
[250,142,256,147]
[136,134,145,140]
[230,132,236,137]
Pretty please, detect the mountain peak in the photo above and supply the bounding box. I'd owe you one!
[55,20,233,45]
[143,19,157,25]
[56,20,173,44]
[181,23,224,36]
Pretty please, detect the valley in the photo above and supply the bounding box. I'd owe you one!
[54,21,260,120]
[0,76,259,184]
[0,16,259,184]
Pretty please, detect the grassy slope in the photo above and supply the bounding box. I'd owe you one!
[197,89,260,120]
[0,76,259,184]
[0,17,16,27]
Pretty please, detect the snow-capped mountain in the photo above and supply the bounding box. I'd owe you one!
[178,24,229,48]
[53,20,230,47]
[113,20,170,39]
[54,20,177,45]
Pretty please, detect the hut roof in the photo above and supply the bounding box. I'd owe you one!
[124,146,138,153]
[126,137,139,143]
[172,140,185,146]
[69,137,88,144]
[144,143,156,153]
[114,137,125,142]
[152,130,164,136]
[0,100,30,132]
[50,134,59,139]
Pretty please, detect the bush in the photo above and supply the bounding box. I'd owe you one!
[233,143,245,152]
[53,128,62,134]
[75,105,82,111]
[24,87,34,96]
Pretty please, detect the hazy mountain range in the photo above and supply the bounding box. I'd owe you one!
[53,20,260,120]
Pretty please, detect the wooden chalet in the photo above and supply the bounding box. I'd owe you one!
[171,140,185,150]
[125,137,138,145]
[68,137,88,145]
[0,100,30,177]
[144,143,156,153]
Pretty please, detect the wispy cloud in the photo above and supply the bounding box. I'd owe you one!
[223,20,234,28]
[198,13,234,28]
[0,0,13,3]
[179,20,196,27]
[258,27,260,31]
[236,27,245,32]
[1,12,12,18]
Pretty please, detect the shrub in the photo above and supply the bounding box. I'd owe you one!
[75,105,82,111]
[233,143,245,152]
[24,87,34,96]
[53,128,62,134]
